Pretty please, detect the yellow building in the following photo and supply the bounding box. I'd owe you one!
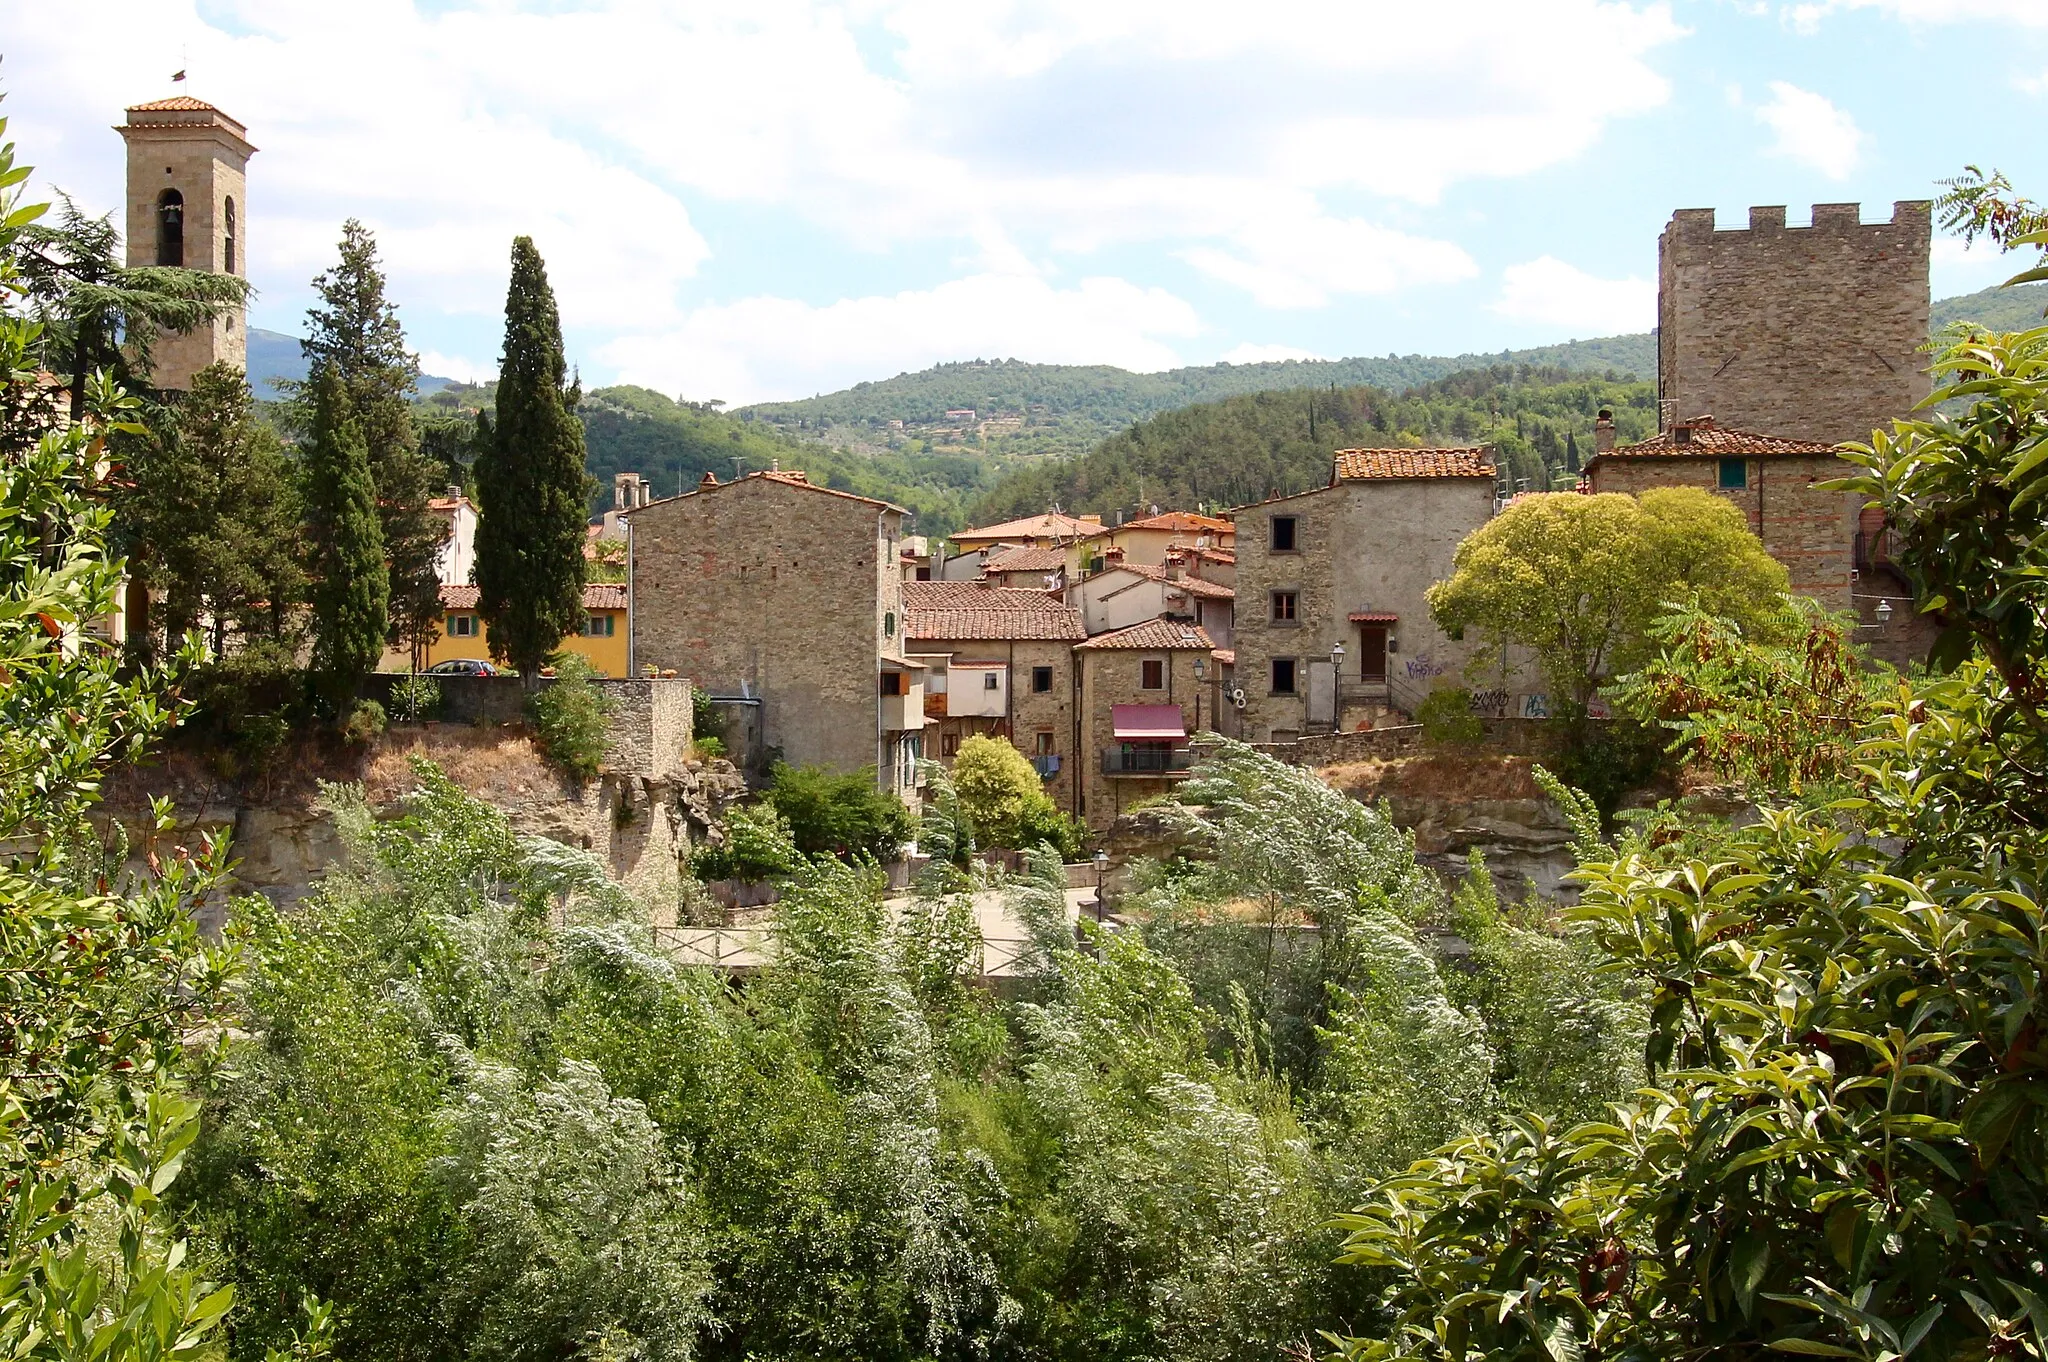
[401,583,629,676]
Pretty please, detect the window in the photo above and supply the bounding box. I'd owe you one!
[1034,730,1055,755]
[1031,665,1053,693]
[983,671,1000,691]
[941,731,961,757]
[1141,658,1165,690]
[1271,658,1297,694]
[224,196,237,274]
[1270,514,1298,552]
[1718,458,1748,489]
[1271,590,1298,623]
[880,671,906,697]
[155,189,184,267]
[448,614,478,637]
[883,610,896,637]
[582,614,614,637]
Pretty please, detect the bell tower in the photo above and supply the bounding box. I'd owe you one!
[115,97,256,390]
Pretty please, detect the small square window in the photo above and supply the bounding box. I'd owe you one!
[1141,659,1165,690]
[1718,458,1748,489]
[983,671,1000,691]
[448,614,477,638]
[1031,665,1053,693]
[1270,515,1298,552]
[1271,590,1298,623]
[1271,658,1297,694]
[880,672,905,697]
[1034,730,1055,755]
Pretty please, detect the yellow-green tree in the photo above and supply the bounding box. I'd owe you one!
[952,734,1080,857]
[1427,487,1790,713]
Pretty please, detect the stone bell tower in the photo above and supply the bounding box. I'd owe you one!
[115,96,256,391]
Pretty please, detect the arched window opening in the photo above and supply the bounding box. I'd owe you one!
[155,189,184,266]
[224,196,237,274]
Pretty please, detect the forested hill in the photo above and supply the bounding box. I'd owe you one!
[967,367,1660,524]
[1931,280,2048,332]
[738,335,1654,456]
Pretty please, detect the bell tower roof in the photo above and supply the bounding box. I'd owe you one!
[118,98,256,154]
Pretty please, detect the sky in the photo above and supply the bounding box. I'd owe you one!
[7,0,2046,405]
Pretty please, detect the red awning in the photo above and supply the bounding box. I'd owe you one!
[1348,611,1398,623]
[1112,704,1186,740]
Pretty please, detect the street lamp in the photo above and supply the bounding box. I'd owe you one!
[1857,599,1895,631]
[1330,640,1346,675]
[1093,849,1110,926]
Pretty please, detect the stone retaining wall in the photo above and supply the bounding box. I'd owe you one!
[1253,717,1559,768]
[368,675,693,779]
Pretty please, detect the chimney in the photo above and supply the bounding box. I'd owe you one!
[699,471,720,488]
[446,484,462,502]
[1594,409,1615,457]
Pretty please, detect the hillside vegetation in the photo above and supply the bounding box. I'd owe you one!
[1930,279,2048,332]
[970,367,1660,523]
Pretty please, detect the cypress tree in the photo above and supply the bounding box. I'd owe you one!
[304,365,388,705]
[302,220,445,663]
[474,236,594,680]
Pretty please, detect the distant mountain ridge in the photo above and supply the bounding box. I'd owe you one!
[247,326,457,401]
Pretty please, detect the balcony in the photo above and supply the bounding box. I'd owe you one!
[1100,745,1195,777]
[880,684,926,732]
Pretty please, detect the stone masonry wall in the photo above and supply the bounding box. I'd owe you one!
[1658,202,1930,446]
[1588,454,1857,613]
[629,477,894,774]
[1077,645,1209,830]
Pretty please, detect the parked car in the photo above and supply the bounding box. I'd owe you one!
[424,658,509,677]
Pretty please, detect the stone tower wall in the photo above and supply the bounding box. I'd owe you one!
[118,108,253,389]
[1657,202,1930,446]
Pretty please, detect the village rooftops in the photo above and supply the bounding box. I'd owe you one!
[903,580,1087,642]
[949,511,1102,544]
[1074,618,1214,651]
[440,583,626,610]
[1108,562,1234,600]
[618,467,904,516]
[982,544,1070,574]
[1585,414,1841,467]
[1331,448,1496,482]
[1100,510,1235,536]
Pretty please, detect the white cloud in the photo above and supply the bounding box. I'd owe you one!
[1492,257,1655,333]
[1754,82,1863,179]
[1930,236,2036,298]
[1181,210,1477,308]
[1219,343,1328,365]
[418,350,494,385]
[600,272,1204,406]
[1785,0,2048,26]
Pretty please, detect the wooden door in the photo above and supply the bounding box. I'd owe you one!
[1358,625,1388,681]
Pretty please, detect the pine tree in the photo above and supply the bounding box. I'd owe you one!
[474,236,594,680]
[304,365,388,704]
[123,362,304,654]
[1565,429,1581,473]
[301,220,444,663]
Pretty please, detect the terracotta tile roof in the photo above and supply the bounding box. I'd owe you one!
[951,511,1100,543]
[1191,546,1235,564]
[1107,510,1236,535]
[1118,563,1234,600]
[1332,448,1496,481]
[439,583,625,611]
[1210,648,1236,667]
[127,96,221,112]
[1348,610,1399,623]
[1075,619,1214,651]
[623,468,902,516]
[983,545,1069,573]
[1592,415,1840,462]
[903,581,1086,641]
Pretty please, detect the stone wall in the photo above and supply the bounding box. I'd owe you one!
[1588,453,1857,613]
[912,638,1080,811]
[119,110,250,390]
[1076,643,1211,829]
[1658,202,1931,447]
[1252,717,1559,768]
[627,474,900,775]
[366,674,693,780]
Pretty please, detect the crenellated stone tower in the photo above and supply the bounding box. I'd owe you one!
[115,96,256,390]
[1657,201,1930,446]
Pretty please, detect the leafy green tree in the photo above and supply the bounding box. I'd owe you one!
[302,364,387,706]
[530,651,612,779]
[121,362,303,654]
[300,221,446,662]
[474,237,594,680]
[765,762,915,861]
[15,194,250,421]
[951,733,1077,855]
[0,102,252,1361]
[1427,486,1791,714]
[689,801,800,882]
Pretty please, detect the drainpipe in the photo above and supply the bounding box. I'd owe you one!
[624,517,635,678]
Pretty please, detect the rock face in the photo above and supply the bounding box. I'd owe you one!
[98,725,748,923]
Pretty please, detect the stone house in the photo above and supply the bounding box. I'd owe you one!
[623,470,926,796]
[1583,414,1856,613]
[1074,619,1218,830]
[1233,448,1499,743]
[1070,561,1234,649]
[981,544,1070,590]
[902,581,1087,810]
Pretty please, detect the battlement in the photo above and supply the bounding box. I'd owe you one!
[1657,198,1930,446]
[1665,201,1931,240]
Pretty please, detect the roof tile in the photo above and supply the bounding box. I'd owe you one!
[1332,448,1496,480]
[903,581,1086,641]
[1075,619,1214,651]
[1594,415,1840,461]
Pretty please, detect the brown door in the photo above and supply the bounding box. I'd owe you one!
[1358,625,1388,681]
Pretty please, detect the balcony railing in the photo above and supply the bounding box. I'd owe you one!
[1100,746,1195,776]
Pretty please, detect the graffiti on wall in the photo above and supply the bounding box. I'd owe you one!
[1469,686,1510,718]
[1402,652,1448,679]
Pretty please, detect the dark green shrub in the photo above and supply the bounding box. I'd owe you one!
[341,698,387,745]
[764,762,914,862]
[182,639,305,775]
[1552,715,1666,820]
[689,802,799,881]
[530,653,612,779]
[389,672,442,723]
[1416,686,1484,744]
